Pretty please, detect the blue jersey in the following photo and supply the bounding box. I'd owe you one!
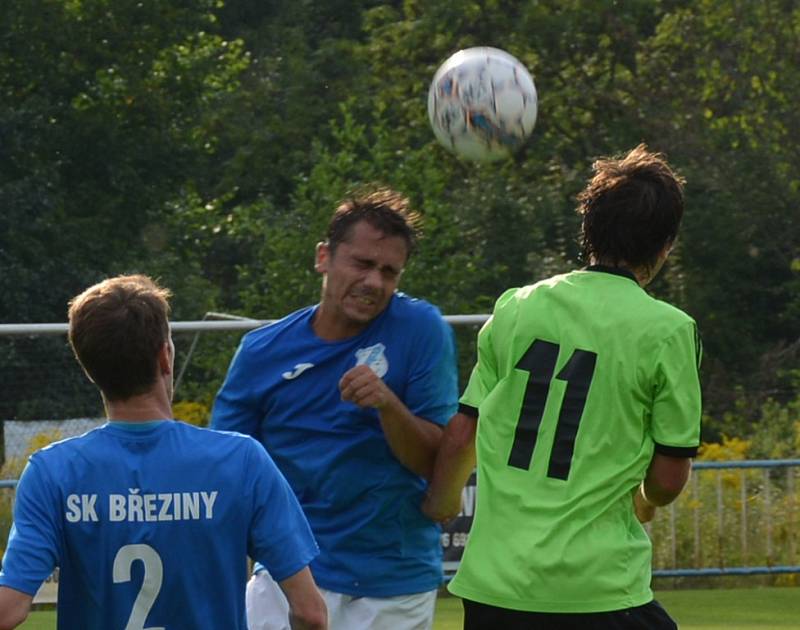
[212,293,459,597]
[0,421,317,630]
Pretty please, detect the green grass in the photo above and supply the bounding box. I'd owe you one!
[433,587,800,630]
[19,609,55,630]
[20,587,800,629]
[656,588,800,629]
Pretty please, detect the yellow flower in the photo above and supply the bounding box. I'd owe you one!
[173,401,211,427]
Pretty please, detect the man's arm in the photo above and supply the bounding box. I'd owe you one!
[0,586,32,630]
[641,321,702,522]
[339,365,443,479]
[278,567,327,630]
[0,458,58,628]
[421,412,477,522]
[634,453,692,523]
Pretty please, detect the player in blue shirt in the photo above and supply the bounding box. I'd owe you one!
[212,187,459,630]
[0,275,327,630]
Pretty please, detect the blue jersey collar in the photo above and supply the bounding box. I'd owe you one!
[107,419,171,432]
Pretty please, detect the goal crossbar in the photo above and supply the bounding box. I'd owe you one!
[0,314,491,337]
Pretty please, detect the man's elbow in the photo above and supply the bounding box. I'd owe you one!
[442,412,478,454]
[646,481,684,506]
[290,610,327,630]
[0,596,31,630]
[281,568,328,630]
[644,455,692,506]
[289,600,328,630]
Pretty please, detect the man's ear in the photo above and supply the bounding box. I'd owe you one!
[315,241,330,273]
[157,341,172,375]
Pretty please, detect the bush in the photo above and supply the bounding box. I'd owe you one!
[173,400,211,427]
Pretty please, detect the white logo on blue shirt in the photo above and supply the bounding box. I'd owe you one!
[64,490,219,522]
[282,363,315,380]
[355,343,388,378]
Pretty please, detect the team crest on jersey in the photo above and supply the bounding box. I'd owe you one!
[355,343,388,378]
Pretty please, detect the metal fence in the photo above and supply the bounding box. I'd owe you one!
[649,459,800,578]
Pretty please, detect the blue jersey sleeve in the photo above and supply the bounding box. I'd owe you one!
[403,307,459,426]
[0,457,61,595]
[245,441,319,582]
[212,336,263,438]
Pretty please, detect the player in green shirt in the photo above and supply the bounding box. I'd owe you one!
[423,144,701,629]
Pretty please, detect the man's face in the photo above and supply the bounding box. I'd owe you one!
[316,220,408,329]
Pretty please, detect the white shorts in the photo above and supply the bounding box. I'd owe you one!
[246,570,437,630]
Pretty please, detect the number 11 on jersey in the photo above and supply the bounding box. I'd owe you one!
[508,339,597,480]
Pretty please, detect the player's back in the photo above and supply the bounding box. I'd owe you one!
[452,267,701,612]
[21,421,265,629]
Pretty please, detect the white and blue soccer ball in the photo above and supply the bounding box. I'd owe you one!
[427,47,538,162]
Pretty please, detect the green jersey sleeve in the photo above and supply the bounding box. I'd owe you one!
[650,321,703,456]
[460,314,497,411]
[460,288,521,412]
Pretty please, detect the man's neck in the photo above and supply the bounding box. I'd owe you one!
[589,258,650,287]
[104,392,172,422]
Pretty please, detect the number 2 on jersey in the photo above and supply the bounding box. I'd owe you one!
[113,544,165,630]
[507,339,597,480]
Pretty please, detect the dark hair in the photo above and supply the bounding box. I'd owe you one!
[326,187,421,258]
[577,143,685,271]
[68,274,171,401]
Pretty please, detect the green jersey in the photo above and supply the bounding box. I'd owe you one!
[449,267,702,613]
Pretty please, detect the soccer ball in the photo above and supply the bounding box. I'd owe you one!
[427,47,538,162]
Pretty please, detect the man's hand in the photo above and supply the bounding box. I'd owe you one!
[633,484,657,523]
[340,364,442,478]
[339,365,394,409]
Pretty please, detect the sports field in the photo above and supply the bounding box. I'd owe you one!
[18,587,800,629]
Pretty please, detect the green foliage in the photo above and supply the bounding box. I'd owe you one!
[0,0,248,417]
[172,400,211,427]
[633,1,800,416]
[0,0,249,320]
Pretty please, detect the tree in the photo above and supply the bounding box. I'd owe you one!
[0,0,248,420]
[634,0,800,423]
